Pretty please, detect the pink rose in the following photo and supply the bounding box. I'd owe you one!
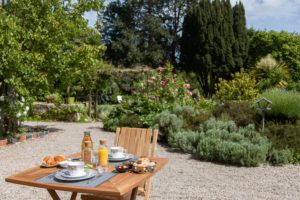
[187,91,193,96]
[157,67,164,73]
[147,79,154,84]
[161,80,167,87]
[184,84,191,89]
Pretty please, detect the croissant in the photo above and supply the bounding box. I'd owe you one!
[54,155,65,162]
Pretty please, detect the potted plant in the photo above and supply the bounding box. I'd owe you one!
[17,127,27,142]
[0,137,8,147]
[8,135,19,144]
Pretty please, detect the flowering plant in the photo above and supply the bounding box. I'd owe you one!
[0,93,29,136]
[134,63,195,105]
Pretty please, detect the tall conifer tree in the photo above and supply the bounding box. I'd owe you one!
[181,0,240,96]
[233,1,248,68]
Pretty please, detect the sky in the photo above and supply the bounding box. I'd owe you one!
[84,0,300,33]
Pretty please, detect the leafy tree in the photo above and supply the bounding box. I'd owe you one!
[100,0,199,67]
[100,0,171,67]
[0,0,105,136]
[248,30,300,82]
[180,0,244,97]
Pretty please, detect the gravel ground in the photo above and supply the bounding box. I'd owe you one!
[1,121,300,200]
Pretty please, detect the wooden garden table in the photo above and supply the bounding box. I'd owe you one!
[5,154,168,200]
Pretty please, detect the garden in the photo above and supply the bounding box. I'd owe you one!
[0,0,299,170]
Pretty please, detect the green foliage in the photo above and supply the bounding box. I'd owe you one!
[265,122,300,157]
[197,120,271,166]
[39,106,88,122]
[213,101,256,127]
[215,69,259,100]
[0,0,104,135]
[268,148,294,166]
[168,119,271,167]
[96,105,116,120]
[168,130,200,153]
[100,0,197,66]
[173,106,211,131]
[45,93,64,104]
[261,88,300,122]
[103,98,165,132]
[251,54,292,91]
[100,0,171,67]
[248,30,300,82]
[180,0,247,96]
[232,2,248,68]
[154,105,211,141]
[154,110,183,141]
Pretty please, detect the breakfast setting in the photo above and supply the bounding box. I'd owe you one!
[40,131,156,182]
[5,128,167,200]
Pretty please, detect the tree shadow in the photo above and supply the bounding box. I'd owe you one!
[23,124,62,133]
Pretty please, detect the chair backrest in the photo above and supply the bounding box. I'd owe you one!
[114,127,158,157]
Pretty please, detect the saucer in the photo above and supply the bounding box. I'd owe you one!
[61,170,87,178]
[109,154,134,162]
[55,169,96,181]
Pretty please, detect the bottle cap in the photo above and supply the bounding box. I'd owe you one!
[84,131,91,136]
[99,139,107,145]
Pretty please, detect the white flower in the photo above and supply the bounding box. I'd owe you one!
[0,96,4,101]
[19,102,24,106]
[25,106,29,111]
[23,111,27,115]
[117,95,123,103]
[20,96,25,102]
[16,113,21,118]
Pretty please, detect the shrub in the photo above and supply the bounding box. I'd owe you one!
[265,122,300,156]
[119,114,143,128]
[251,54,292,91]
[134,63,195,105]
[196,119,271,166]
[213,101,256,127]
[39,105,88,122]
[173,106,211,131]
[167,119,271,167]
[267,149,294,166]
[168,130,200,153]
[103,99,165,132]
[154,105,211,141]
[44,93,64,104]
[261,88,300,122]
[154,110,183,141]
[96,105,116,120]
[215,69,259,101]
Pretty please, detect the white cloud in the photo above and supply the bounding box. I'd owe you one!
[231,0,300,32]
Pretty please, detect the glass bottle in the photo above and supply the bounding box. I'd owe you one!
[81,131,93,151]
[98,140,109,167]
[82,141,93,164]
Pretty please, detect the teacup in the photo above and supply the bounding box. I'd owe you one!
[67,161,85,177]
[110,147,126,159]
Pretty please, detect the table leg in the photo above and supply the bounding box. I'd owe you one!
[70,192,78,200]
[130,187,138,200]
[47,189,61,200]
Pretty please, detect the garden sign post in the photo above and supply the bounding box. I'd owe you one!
[256,97,272,132]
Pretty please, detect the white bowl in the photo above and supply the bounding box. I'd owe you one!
[59,161,70,168]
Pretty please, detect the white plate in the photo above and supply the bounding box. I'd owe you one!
[61,170,87,178]
[55,169,96,181]
[108,154,134,162]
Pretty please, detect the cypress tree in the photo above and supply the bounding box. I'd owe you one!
[233,1,248,68]
[180,0,237,97]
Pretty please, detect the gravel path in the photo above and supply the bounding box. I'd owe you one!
[1,121,300,200]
